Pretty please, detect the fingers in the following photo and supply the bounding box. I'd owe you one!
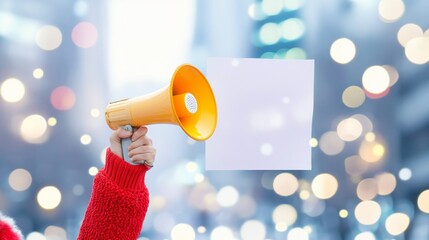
[127,145,156,165]
[127,126,156,166]
[131,126,148,142]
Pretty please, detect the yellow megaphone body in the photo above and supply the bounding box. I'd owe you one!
[105,64,217,164]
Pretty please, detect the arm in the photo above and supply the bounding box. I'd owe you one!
[78,127,156,240]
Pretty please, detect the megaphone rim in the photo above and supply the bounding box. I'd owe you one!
[169,63,218,141]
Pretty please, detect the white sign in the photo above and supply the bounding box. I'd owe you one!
[206,58,314,170]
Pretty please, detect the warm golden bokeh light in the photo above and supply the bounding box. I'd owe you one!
[33,68,44,79]
[362,65,390,95]
[1,78,25,103]
[385,213,410,236]
[8,168,32,191]
[80,134,92,145]
[37,186,62,210]
[309,138,318,147]
[47,117,57,126]
[378,0,405,23]
[339,209,348,218]
[311,173,338,200]
[330,38,356,64]
[337,117,363,142]
[417,189,429,213]
[356,178,378,200]
[273,173,299,196]
[319,131,345,156]
[376,172,396,196]
[359,136,386,163]
[354,200,381,225]
[342,86,366,108]
[345,155,369,176]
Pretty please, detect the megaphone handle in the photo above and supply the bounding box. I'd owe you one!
[120,125,138,165]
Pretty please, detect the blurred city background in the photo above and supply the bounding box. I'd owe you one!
[1,0,429,239]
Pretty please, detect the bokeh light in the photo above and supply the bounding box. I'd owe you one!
[72,22,98,48]
[356,178,377,200]
[354,200,381,225]
[20,114,48,144]
[260,143,274,156]
[26,232,46,240]
[210,226,235,240]
[272,204,298,227]
[376,172,396,196]
[309,138,318,147]
[37,186,62,210]
[273,172,299,196]
[281,18,305,41]
[90,108,100,117]
[311,173,338,199]
[80,134,92,145]
[362,65,390,95]
[171,223,195,240]
[50,86,76,110]
[405,36,429,64]
[216,185,239,207]
[385,213,410,236]
[1,78,25,103]
[330,38,356,64]
[240,220,266,240]
[355,232,376,240]
[288,227,309,240]
[283,0,305,11]
[359,135,386,163]
[397,23,423,47]
[285,47,307,59]
[248,3,266,21]
[339,209,349,218]
[382,65,399,87]
[398,167,412,181]
[8,168,32,191]
[259,22,281,45]
[33,68,44,79]
[417,189,429,213]
[378,0,405,23]
[261,0,283,16]
[35,25,62,51]
[319,131,345,155]
[345,155,369,176]
[44,225,67,240]
[47,117,57,126]
[337,117,363,142]
[88,166,98,176]
[342,86,365,108]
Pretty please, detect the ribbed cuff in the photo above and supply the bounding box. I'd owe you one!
[101,148,149,191]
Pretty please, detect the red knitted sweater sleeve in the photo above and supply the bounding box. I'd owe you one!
[77,148,150,240]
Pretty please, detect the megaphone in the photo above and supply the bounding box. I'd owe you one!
[105,64,217,164]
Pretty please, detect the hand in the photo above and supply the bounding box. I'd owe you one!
[110,126,156,166]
